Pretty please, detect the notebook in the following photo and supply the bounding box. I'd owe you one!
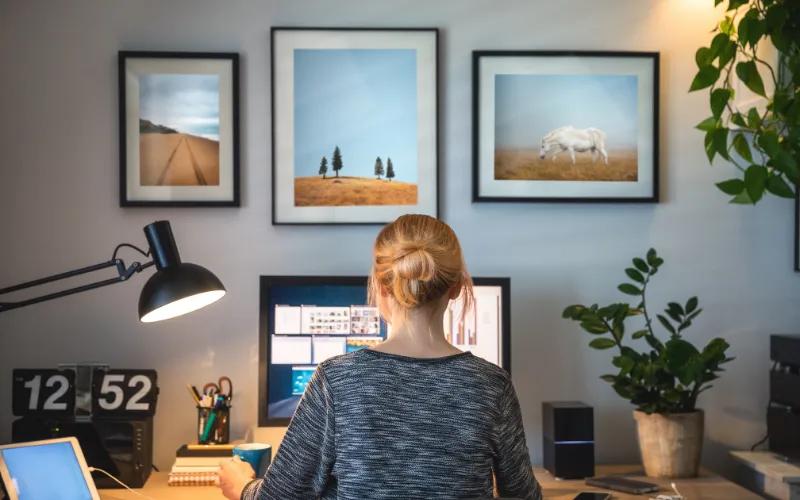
[0,437,101,500]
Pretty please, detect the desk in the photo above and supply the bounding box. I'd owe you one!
[98,465,763,500]
[729,451,800,500]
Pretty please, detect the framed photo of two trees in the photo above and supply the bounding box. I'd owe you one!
[271,27,440,225]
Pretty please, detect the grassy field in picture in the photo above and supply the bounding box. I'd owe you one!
[139,133,220,186]
[495,148,638,182]
[294,176,417,206]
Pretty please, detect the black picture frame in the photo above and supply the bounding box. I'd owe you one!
[118,51,240,207]
[270,27,440,225]
[794,190,800,272]
[472,50,660,204]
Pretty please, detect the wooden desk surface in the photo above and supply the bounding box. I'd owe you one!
[98,465,763,500]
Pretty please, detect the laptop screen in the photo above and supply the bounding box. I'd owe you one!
[1,441,93,500]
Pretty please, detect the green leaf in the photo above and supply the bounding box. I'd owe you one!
[730,189,754,204]
[758,131,780,157]
[772,151,800,180]
[711,88,732,119]
[727,0,748,10]
[632,258,649,274]
[716,178,745,195]
[690,65,721,92]
[704,130,717,163]
[718,40,737,69]
[686,297,698,314]
[668,302,685,316]
[580,321,609,334]
[625,268,645,283]
[747,107,761,128]
[696,116,719,132]
[617,356,635,377]
[589,338,617,350]
[712,127,730,160]
[695,47,712,68]
[709,33,730,58]
[618,283,642,296]
[731,112,747,128]
[720,16,735,35]
[766,175,795,199]
[562,305,586,319]
[632,329,648,340]
[732,133,753,162]
[736,60,766,98]
[646,248,658,266]
[744,165,768,204]
[657,314,676,335]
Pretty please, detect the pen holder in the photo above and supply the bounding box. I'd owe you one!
[197,405,230,445]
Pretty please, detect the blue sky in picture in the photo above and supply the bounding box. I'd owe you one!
[494,74,639,150]
[293,49,418,183]
[139,74,220,141]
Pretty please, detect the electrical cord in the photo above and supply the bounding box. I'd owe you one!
[88,467,158,500]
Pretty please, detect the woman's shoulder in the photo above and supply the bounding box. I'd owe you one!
[318,348,511,385]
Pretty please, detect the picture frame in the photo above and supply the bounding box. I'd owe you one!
[472,50,660,203]
[795,191,800,272]
[118,51,240,207]
[271,27,439,225]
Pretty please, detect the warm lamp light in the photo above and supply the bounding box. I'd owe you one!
[0,220,226,322]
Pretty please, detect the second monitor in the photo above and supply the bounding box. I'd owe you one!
[258,276,511,426]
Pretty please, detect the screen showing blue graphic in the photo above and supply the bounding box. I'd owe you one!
[1,441,93,500]
[265,279,387,420]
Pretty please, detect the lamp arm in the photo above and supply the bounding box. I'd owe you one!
[0,246,156,314]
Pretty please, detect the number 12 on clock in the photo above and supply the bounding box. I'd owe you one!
[12,369,76,417]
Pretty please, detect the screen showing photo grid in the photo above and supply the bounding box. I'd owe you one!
[265,283,504,420]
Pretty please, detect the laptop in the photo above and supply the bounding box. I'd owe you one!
[0,437,100,500]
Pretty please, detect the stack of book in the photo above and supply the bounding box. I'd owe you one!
[168,443,234,486]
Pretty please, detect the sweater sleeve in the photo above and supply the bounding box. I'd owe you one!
[492,376,542,500]
[241,365,336,500]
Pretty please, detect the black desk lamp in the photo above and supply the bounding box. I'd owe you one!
[0,220,226,322]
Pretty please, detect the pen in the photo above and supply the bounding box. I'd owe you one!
[187,384,201,405]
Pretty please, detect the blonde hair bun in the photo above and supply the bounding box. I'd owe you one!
[369,214,474,316]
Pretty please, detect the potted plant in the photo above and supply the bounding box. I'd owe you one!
[688,0,799,204]
[562,249,735,478]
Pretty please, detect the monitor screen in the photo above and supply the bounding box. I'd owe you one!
[258,276,510,425]
[0,441,94,500]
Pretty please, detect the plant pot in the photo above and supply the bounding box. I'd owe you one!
[633,409,704,478]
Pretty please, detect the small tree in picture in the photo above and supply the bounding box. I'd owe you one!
[374,156,384,179]
[332,146,343,178]
[386,157,395,181]
[319,156,328,180]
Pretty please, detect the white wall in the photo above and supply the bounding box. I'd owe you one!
[1,0,797,475]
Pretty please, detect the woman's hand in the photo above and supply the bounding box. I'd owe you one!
[216,456,256,500]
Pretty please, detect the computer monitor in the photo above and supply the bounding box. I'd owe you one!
[258,275,511,426]
[0,437,100,500]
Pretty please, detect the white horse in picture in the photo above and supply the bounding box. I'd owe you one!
[539,126,609,165]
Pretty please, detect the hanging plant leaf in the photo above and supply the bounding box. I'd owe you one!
[735,60,766,97]
[716,178,745,195]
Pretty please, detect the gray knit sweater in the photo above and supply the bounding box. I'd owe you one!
[241,349,542,500]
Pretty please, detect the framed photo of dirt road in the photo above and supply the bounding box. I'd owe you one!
[271,27,439,225]
[472,50,659,203]
[118,51,240,207]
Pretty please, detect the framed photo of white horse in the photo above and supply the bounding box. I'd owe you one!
[472,51,659,203]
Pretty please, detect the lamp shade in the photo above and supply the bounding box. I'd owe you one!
[138,263,226,322]
[137,220,226,323]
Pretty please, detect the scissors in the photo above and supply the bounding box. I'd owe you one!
[203,376,233,400]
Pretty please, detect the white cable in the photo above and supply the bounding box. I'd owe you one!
[88,467,158,500]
